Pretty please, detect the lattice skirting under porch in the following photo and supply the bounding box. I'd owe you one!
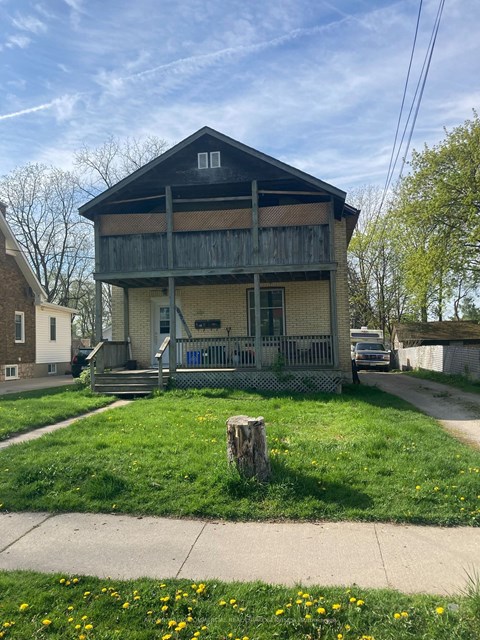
[170,370,343,393]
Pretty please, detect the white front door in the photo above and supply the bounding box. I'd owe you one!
[151,298,182,366]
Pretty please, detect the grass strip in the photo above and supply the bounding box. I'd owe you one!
[1,387,479,525]
[0,570,478,640]
[404,369,480,395]
[0,386,114,441]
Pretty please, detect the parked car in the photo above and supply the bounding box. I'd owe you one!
[71,347,93,377]
[353,341,391,372]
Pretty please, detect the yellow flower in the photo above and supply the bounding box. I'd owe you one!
[168,620,177,628]
[85,624,93,630]
[60,578,66,584]
[73,578,79,583]
[394,612,401,619]
[162,605,169,612]
[338,635,343,640]
[68,617,74,622]
[42,619,52,626]
[219,600,227,606]
[162,635,172,640]
[436,607,445,615]
[81,616,88,621]
[401,611,409,618]
[229,599,236,604]
[75,624,81,629]
[19,603,29,611]
[349,597,357,603]
[67,606,74,611]
[177,622,187,630]
[275,609,284,615]
[296,599,303,604]
[122,602,130,609]
[357,600,365,606]
[305,601,313,607]
[317,607,326,615]
[332,603,341,610]
[305,614,311,619]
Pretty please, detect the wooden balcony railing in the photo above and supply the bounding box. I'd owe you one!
[176,335,333,369]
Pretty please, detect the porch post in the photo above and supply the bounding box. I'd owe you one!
[169,276,177,372]
[123,287,130,363]
[329,271,340,368]
[254,273,262,370]
[94,219,104,373]
[328,199,340,369]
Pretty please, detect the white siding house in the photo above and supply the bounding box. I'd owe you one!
[35,302,77,376]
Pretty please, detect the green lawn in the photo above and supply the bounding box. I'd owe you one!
[405,369,480,395]
[0,386,114,441]
[0,387,479,525]
[0,570,478,640]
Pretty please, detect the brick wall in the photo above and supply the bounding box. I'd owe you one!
[114,280,332,369]
[0,228,36,381]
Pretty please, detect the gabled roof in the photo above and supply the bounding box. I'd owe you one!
[0,210,77,314]
[79,126,350,220]
[393,321,480,343]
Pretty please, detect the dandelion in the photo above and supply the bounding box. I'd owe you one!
[305,614,311,619]
[415,485,421,490]
[356,600,365,606]
[67,606,74,611]
[349,597,357,603]
[168,620,177,628]
[122,602,130,609]
[401,611,409,618]
[332,603,341,610]
[68,617,74,622]
[177,622,187,630]
[436,607,445,615]
[42,619,52,626]
[219,600,227,606]
[85,624,93,630]
[394,612,401,619]
[317,607,326,615]
[275,609,284,615]
[162,605,169,612]
[19,603,29,611]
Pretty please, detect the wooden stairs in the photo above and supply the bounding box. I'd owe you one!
[93,371,169,396]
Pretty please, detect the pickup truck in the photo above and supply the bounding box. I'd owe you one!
[353,341,391,372]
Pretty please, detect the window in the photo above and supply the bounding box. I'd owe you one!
[197,152,208,169]
[248,288,285,336]
[197,151,221,169]
[14,311,25,343]
[47,363,57,375]
[5,365,18,380]
[50,317,57,341]
[210,151,221,168]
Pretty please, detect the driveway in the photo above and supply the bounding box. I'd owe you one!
[359,371,480,448]
[0,375,75,396]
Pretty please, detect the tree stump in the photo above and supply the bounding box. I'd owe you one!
[226,415,271,482]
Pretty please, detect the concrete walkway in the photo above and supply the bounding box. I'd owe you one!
[0,511,479,595]
[360,371,480,448]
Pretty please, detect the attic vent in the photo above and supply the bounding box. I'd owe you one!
[197,151,221,169]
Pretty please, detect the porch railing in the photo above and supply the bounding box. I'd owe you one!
[176,335,333,369]
[86,341,129,385]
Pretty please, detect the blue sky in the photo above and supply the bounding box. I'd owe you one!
[1,0,479,194]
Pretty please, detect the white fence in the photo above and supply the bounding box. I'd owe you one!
[396,345,480,380]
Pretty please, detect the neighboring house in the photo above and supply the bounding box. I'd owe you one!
[79,127,359,393]
[392,321,480,349]
[0,203,77,382]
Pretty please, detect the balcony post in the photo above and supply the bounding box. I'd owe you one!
[328,198,340,369]
[169,276,177,373]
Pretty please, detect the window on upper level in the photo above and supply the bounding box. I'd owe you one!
[197,151,221,169]
[50,317,57,341]
[15,311,25,343]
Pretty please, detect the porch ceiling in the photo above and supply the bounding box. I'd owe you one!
[100,270,330,288]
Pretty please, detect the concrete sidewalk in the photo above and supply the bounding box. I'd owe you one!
[1,511,479,596]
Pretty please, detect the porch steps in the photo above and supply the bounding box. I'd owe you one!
[94,372,168,396]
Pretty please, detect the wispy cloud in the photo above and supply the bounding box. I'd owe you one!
[95,21,348,94]
[0,95,79,122]
[6,34,31,49]
[11,13,47,33]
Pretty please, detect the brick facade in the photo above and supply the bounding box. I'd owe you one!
[0,226,36,381]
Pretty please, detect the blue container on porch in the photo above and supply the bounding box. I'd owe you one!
[186,350,202,365]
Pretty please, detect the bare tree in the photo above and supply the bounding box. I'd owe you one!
[0,164,93,308]
[74,134,168,198]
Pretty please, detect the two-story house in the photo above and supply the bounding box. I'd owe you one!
[79,127,359,393]
[0,204,77,382]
